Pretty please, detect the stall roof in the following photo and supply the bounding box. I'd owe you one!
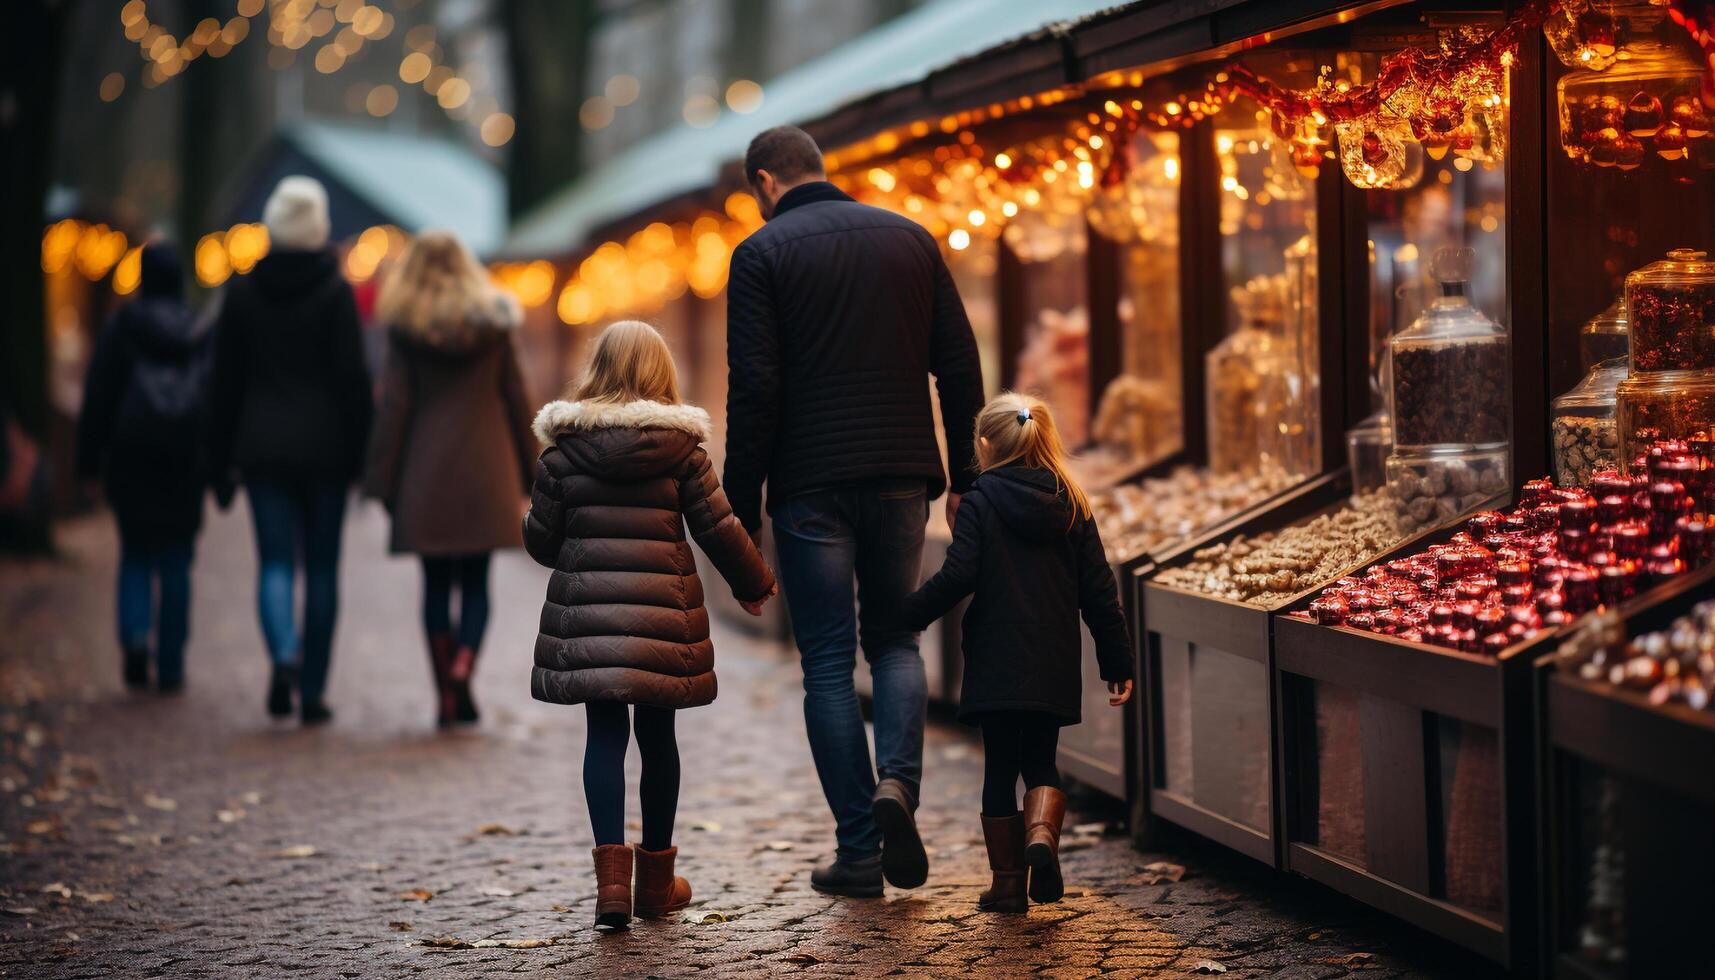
[283,121,507,253]
[498,0,1117,260]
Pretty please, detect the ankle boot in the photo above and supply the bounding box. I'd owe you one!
[427,633,455,727]
[122,645,150,690]
[977,815,1028,913]
[633,845,692,918]
[1023,786,1068,903]
[591,845,633,929]
[449,646,479,724]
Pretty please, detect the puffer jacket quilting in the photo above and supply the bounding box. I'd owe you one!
[524,399,774,710]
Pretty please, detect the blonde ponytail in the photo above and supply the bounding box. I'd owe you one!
[973,392,1092,524]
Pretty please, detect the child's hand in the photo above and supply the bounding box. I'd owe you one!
[739,582,779,617]
[1107,680,1133,707]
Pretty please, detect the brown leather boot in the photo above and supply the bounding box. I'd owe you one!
[427,633,455,727]
[633,846,692,918]
[977,815,1028,913]
[448,646,479,725]
[592,845,633,929]
[1023,786,1068,903]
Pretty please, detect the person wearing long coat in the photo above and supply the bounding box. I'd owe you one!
[208,175,374,725]
[76,243,210,692]
[363,230,537,727]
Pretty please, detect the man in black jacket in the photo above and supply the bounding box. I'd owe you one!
[724,126,984,897]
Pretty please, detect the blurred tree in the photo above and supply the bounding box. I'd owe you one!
[502,0,595,218]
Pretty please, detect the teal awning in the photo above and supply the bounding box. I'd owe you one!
[498,0,1115,259]
[286,121,507,254]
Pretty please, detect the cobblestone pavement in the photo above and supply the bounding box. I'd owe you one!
[0,502,1502,979]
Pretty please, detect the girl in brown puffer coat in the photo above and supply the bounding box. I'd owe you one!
[524,320,776,930]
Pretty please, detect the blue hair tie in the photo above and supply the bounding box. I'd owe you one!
[1017,407,1031,424]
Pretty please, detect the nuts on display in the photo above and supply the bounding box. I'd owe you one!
[1558,599,1715,712]
[1384,452,1511,532]
[1154,493,1401,606]
[1552,414,1621,487]
[1391,340,1511,448]
[1092,466,1298,565]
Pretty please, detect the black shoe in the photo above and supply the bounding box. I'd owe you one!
[156,677,186,695]
[267,665,297,717]
[123,647,150,690]
[873,778,928,889]
[810,855,883,898]
[299,701,333,725]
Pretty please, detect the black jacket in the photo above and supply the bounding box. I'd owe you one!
[723,181,984,532]
[208,250,373,488]
[76,296,212,549]
[899,466,1132,724]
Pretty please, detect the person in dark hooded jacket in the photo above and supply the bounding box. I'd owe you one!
[363,231,537,727]
[77,242,210,692]
[207,176,373,725]
[897,392,1133,916]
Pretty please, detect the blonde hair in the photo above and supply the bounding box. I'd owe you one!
[375,230,497,334]
[572,320,681,405]
[974,392,1091,522]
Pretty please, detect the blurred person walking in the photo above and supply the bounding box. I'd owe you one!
[524,321,776,930]
[76,243,211,692]
[362,231,537,728]
[724,126,984,896]
[208,176,373,725]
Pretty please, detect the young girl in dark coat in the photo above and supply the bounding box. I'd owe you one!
[524,320,778,930]
[898,392,1133,913]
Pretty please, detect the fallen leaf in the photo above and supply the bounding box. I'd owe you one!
[1139,861,1186,884]
[273,845,319,859]
[1192,960,1228,974]
[389,921,412,931]
[141,792,177,812]
[682,910,728,924]
[420,936,468,949]
[397,889,434,902]
[550,905,574,914]
[475,823,517,836]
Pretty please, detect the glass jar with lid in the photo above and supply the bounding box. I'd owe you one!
[1552,357,1627,486]
[1384,246,1512,531]
[1579,293,1630,372]
[1557,39,1708,171]
[1346,411,1393,499]
[1615,248,1715,469]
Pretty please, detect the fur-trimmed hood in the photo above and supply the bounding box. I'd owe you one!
[390,292,521,357]
[532,399,711,447]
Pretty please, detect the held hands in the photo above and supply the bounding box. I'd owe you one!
[945,491,961,535]
[739,581,779,617]
[1107,679,1133,707]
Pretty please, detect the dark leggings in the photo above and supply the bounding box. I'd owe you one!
[584,702,680,851]
[980,712,1063,817]
[421,553,491,651]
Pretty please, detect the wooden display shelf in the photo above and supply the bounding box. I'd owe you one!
[1537,564,1715,978]
[1272,493,1550,970]
[1137,468,1356,866]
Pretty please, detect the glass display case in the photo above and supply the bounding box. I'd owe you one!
[1615,248,1715,468]
[1008,190,1091,448]
[1581,293,1631,372]
[1552,356,1626,487]
[1558,39,1706,173]
[1384,246,1512,530]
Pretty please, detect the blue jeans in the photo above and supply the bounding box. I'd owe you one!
[773,480,928,862]
[118,538,194,687]
[247,480,347,704]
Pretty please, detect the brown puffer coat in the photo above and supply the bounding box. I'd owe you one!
[524,399,774,709]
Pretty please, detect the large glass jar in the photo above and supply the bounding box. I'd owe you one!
[1384,246,1512,530]
[1551,357,1626,486]
[1557,39,1707,171]
[1579,293,1630,372]
[1207,277,1287,474]
[1616,248,1715,468]
[1347,411,1393,499]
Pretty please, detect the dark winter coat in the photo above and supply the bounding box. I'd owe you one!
[722,181,984,533]
[898,465,1132,724]
[76,295,212,550]
[207,250,374,488]
[523,399,776,710]
[362,296,537,555]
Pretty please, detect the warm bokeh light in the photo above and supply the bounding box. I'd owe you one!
[366,83,398,117]
[605,74,640,107]
[112,246,143,295]
[99,73,125,102]
[399,51,431,84]
[580,96,614,130]
[480,112,516,147]
[683,94,720,128]
[725,79,764,114]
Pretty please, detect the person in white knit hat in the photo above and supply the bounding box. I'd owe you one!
[261,175,331,251]
[208,174,372,725]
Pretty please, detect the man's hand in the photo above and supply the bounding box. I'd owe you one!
[945,492,961,535]
[1107,679,1133,707]
[748,526,764,552]
[740,582,779,617]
